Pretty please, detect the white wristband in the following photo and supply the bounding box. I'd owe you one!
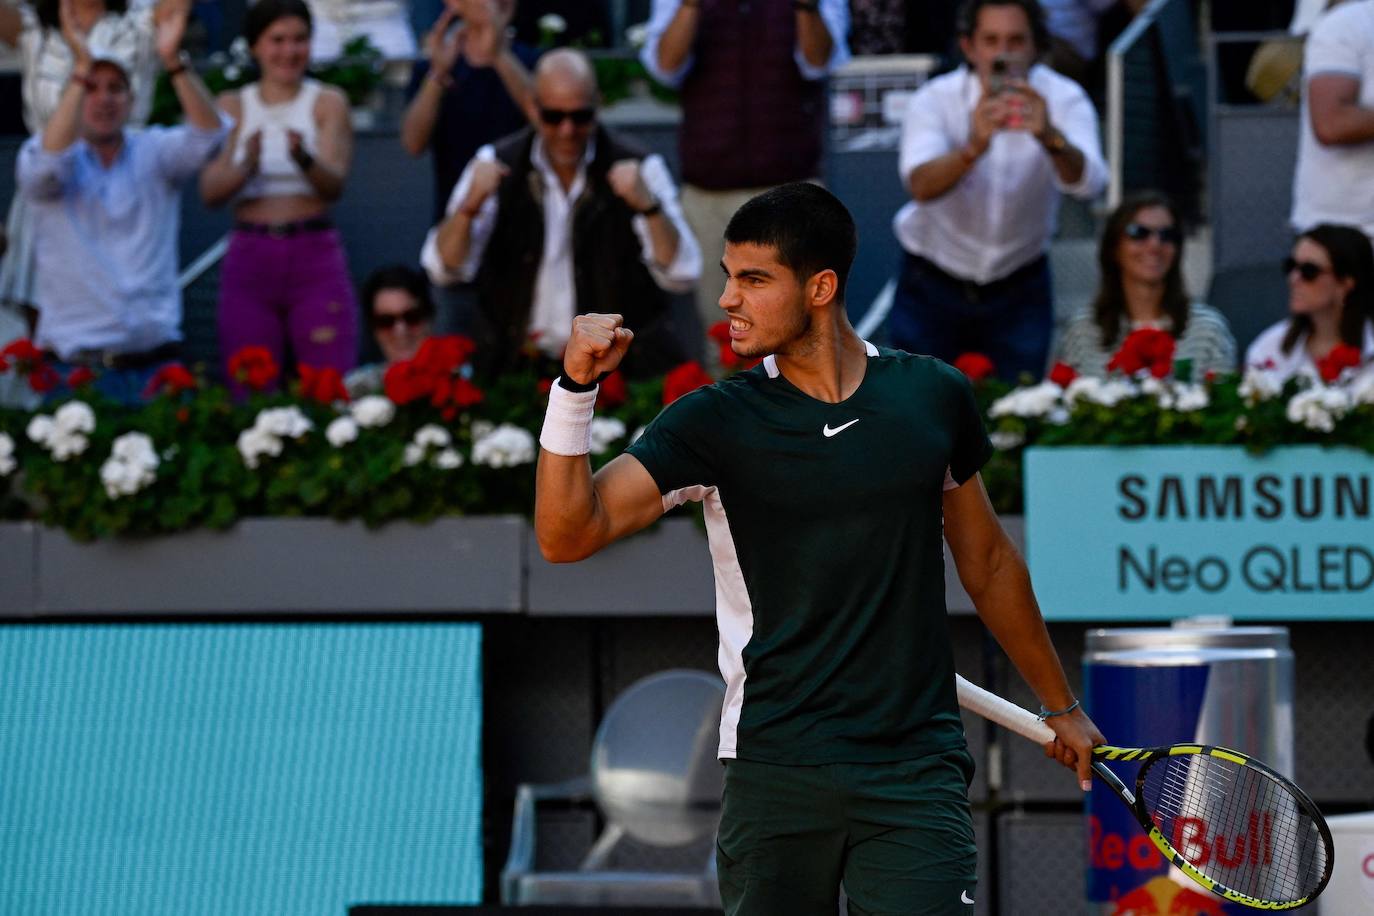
[539,379,598,456]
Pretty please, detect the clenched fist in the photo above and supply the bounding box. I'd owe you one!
[565,314,634,385]
[459,159,508,215]
[607,160,656,213]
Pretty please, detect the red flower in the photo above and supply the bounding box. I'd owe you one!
[383,360,429,405]
[0,338,43,363]
[1316,343,1362,383]
[953,352,996,382]
[28,362,60,393]
[537,377,554,395]
[143,362,198,398]
[383,336,484,417]
[227,346,279,391]
[662,361,713,404]
[414,335,477,375]
[297,364,350,404]
[1048,361,1078,387]
[1107,328,1176,379]
[66,367,96,389]
[596,370,627,409]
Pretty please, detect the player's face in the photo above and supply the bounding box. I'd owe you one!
[718,242,812,359]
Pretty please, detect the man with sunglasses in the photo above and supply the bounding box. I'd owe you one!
[890,0,1107,383]
[421,48,700,379]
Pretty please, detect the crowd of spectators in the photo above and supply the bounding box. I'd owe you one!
[0,0,1372,409]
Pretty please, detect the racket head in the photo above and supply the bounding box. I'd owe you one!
[1117,744,1334,910]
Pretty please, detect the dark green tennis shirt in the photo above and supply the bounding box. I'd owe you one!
[626,344,994,765]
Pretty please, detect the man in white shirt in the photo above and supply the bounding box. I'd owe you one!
[1292,0,1374,240]
[421,48,700,378]
[891,0,1107,382]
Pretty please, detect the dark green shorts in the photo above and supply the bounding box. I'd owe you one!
[716,748,978,916]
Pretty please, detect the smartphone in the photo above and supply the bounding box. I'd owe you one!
[989,56,1009,95]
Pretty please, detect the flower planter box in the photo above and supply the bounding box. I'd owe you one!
[1,516,525,617]
[1025,445,1374,620]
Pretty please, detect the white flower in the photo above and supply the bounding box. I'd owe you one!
[111,431,158,468]
[403,442,426,467]
[472,423,537,468]
[434,447,464,470]
[625,22,648,48]
[0,432,14,476]
[48,431,89,462]
[989,381,1063,419]
[223,64,241,81]
[54,400,95,436]
[470,419,495,440]
[1285,385,1351,433]
[1239,367,1283,405]
[1159,382,1209,412]
[255,406,312,439]
[1139,375,1167,398]
[26,414,55,445]
[350,395,395,428]
[326,416,360,448]
[538,13,567,33]
[589,417,627,454]
[237,427,282,469]
[1349,370,1374,405]
[1064,376,1138,408]
[989,429,1025,450]
[414,424,452,449]
[100,432,159,499]
[229,36,249,59]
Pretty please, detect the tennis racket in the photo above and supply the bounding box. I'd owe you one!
[955,674,1334,910]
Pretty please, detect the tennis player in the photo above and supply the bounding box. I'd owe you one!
[534,182,1104,915]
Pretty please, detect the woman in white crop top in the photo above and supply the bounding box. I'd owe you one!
[200,0,358,391]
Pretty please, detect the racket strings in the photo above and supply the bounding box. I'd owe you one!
[1140,754,1328,904]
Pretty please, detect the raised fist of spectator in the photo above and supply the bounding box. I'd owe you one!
[460,0,512,68]
[607,160,655,213]
[460,159,509,214]
[423,7,464,74]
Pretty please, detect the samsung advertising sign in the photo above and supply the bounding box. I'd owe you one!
[1025,446,1374,620]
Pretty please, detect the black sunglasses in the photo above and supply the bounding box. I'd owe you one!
[538,105,596,127]
[371,307,431,330]
[1282,257,1332,282]
[1123,222,1181,245]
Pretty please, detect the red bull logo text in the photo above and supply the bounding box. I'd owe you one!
[1089,811,1275,872]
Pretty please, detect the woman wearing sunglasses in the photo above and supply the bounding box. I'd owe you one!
[1245,223,1374,383]
[200,0,357,392]
[1055,192,1236,378]
[345,265,435,398]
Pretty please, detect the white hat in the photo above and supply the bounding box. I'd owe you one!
[84,37,137,82]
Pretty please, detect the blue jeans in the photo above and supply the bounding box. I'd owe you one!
[889,253,1053,383]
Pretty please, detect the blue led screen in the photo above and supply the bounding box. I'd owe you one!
[0,623,483,916]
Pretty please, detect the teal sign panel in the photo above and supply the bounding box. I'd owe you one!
[1025,446,1374,620]
[0,623,484,915]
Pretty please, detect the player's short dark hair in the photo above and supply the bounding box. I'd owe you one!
[245,0,313,46]
[360,265,434,322]
[724,183,857,302]
[956,0,1051,54]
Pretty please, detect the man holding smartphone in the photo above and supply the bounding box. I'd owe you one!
[891,0,1107,382]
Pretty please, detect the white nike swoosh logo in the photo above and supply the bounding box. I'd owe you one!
[822,419,860,438]
[961,890,975,904]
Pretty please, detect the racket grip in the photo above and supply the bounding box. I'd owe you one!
[955,674,1057,744]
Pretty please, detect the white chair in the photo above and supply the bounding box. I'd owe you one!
[501,669,726,908]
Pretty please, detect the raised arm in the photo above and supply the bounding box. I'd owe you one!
[41,0,91,154]
[463,0,535,124]
[942,473,1104,790]
[400,6,464,156]
[155,0,218,131]
[198,92,255,206]
[794,1,833,69]
[653,0,699,79]
[535,314,668,562]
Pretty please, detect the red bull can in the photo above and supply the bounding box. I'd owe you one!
[1084,624,1294,914]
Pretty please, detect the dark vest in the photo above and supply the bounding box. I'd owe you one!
[475,126,684,379]
[678,0,827,190]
